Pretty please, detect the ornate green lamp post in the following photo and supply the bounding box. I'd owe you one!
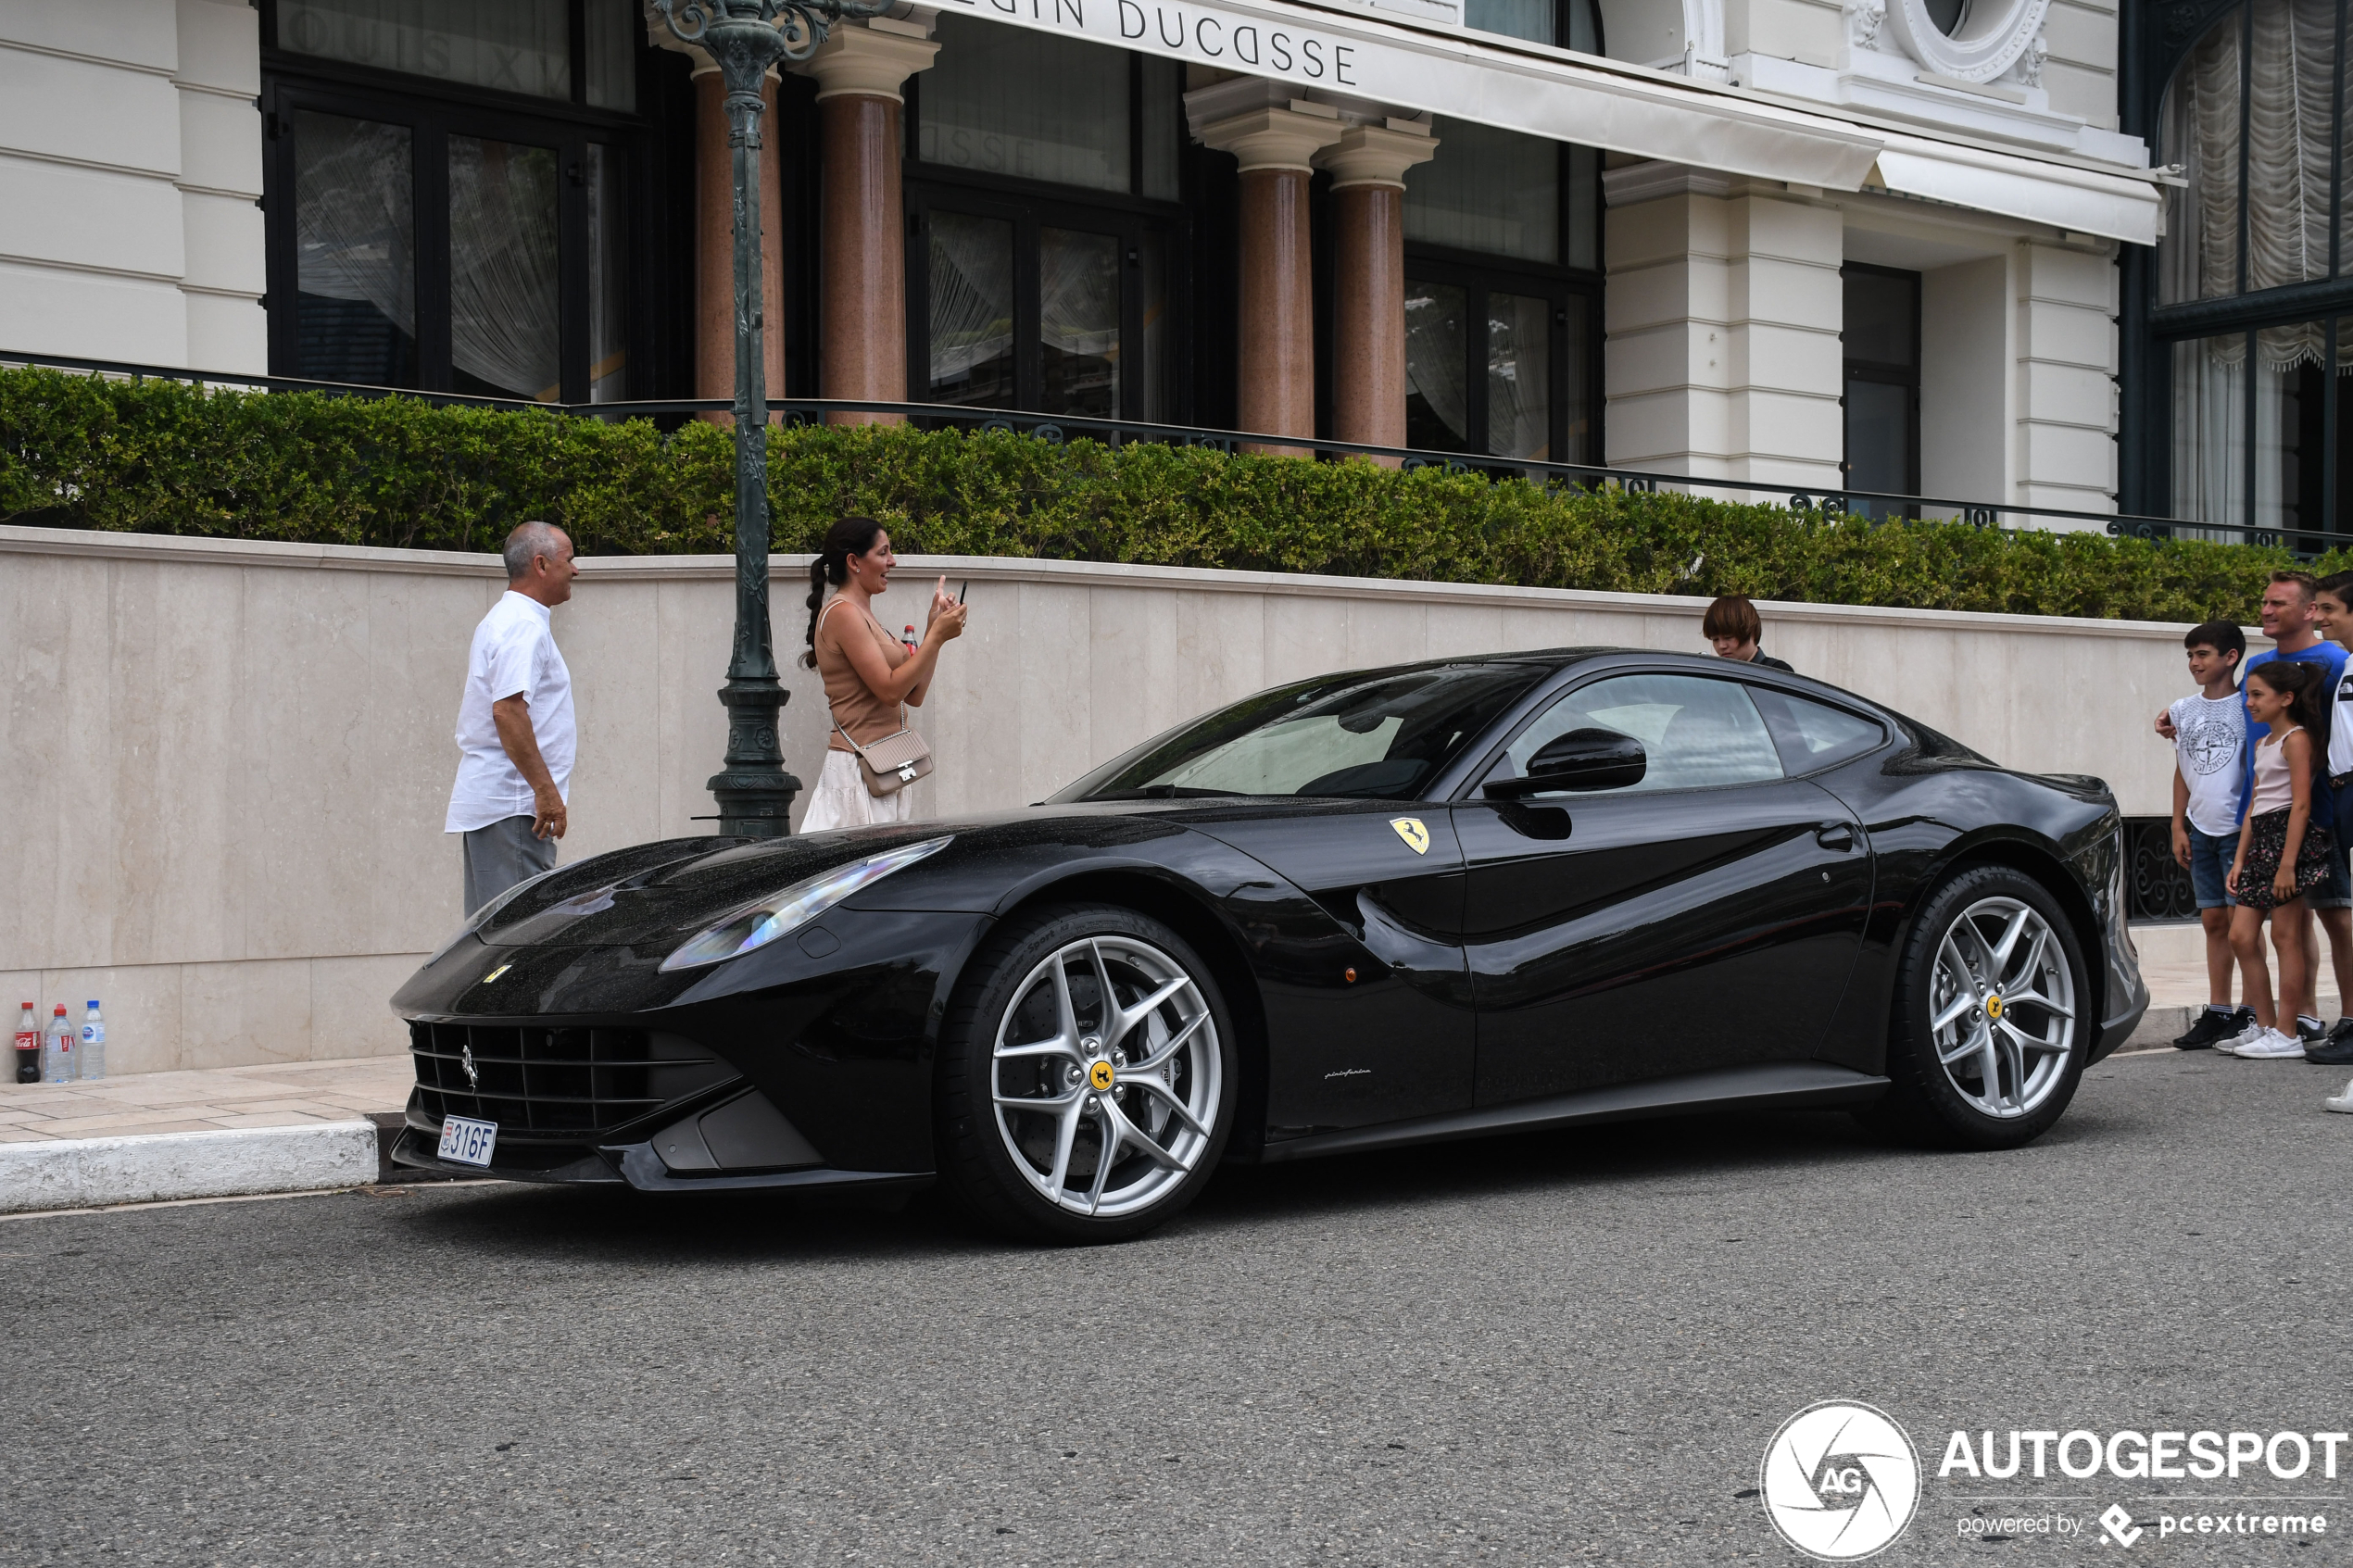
[652,0,887,836]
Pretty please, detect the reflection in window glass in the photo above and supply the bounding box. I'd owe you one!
[584,0,636,110]
[920,16,1129,194]
[1749,688,1884,772]
[587,144,627,402]
[1843,381,1911,494]
[294,110,417,386]
[1139,58,1181,202]
[1498,675,1784,794]
[1466,0,1555,41]
[1040,227,1120,417]
[448,136,562,400]
[1561,301,1592,463]
[1566,145,1599,270]
[1404,120,1558,263]
[1403,281,1470,451]
[1489,292,1551,458]
[928,212,1015,407]
[279,0,573,99]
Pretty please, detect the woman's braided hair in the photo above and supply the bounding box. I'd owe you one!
[801,517,886,671]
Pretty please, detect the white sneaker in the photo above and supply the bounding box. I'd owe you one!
[2237,1028,2309,1060]
[2327,1078,2353,1113]
[2219,1021,2266,1056]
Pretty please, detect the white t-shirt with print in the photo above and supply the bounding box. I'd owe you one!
[2170,691,2246,838]
[2331,666,2353,778]
[445,591,575,834]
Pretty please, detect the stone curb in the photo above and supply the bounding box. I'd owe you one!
[0,1121,380,1215]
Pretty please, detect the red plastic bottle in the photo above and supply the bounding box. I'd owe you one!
[13,1002,37,1085]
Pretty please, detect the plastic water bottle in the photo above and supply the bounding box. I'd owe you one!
[79,1001,106,1082]
[41,1005,72,1084]
[13,1003,37,1085]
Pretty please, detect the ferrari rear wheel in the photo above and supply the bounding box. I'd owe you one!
[937,905,1237,1243]
[1869,865,2089,1149]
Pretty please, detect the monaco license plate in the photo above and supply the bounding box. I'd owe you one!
[437,1115,498,1168]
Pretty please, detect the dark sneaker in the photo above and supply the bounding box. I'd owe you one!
[2173,1009,2247,1050]
[2306,1022,2353,1064]
[2300,1017,2330,1048]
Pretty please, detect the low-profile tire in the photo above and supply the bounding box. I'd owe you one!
[1864,865,2090,1150]
[936,903,1238,1244]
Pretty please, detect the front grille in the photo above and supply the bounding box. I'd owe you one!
[409,1022,734,1141]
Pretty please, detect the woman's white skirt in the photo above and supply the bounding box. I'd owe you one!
[799,747,914,834]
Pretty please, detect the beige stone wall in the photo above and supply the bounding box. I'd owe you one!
[0,524,2196,1073]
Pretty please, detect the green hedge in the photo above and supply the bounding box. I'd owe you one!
[0,363,2315,622]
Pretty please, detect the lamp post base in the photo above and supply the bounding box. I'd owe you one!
[709,682,801,838]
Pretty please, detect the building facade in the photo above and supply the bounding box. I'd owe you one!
[2,0,2164,518]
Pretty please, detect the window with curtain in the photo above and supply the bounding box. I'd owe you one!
[1401,119,1599,462]
[2157,0,2353,538]
[264,0,646,401]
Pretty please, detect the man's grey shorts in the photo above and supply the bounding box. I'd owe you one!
[462,814,557,915]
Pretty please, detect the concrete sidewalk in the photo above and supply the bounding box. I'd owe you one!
[0,1056,415,1215]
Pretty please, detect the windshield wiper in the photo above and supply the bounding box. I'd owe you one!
[1085,785,1252,801]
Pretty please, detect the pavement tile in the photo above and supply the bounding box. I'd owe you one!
[0,1127,59,1143]
[33,1110,246,1136]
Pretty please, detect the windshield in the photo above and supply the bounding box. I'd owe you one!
[1055,663,1549,803]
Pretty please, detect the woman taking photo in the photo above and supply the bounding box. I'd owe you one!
[799,517,968,832]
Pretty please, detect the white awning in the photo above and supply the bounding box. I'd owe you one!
[1870,133,2162,245]
[930,0,1885,188]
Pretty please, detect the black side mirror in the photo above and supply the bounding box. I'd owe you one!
[1483,728,1647,798]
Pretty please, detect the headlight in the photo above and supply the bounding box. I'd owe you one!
[427,865,563,964]
[659,836,953,972]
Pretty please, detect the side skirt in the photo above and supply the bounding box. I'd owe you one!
[1253,1062,1891,1164]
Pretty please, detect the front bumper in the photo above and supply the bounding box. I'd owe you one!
[386,1122,933,1195]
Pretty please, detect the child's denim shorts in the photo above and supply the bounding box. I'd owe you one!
[2186,823,2237,909]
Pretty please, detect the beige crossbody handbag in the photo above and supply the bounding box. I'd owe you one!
[835,707,932,797]
[820,599,934,797]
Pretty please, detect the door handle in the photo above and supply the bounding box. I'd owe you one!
[1816,824,1856,852]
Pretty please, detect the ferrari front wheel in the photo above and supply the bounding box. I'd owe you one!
[936,905,1236,1243]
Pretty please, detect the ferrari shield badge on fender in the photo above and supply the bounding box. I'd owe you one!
[1390,817,1430,855]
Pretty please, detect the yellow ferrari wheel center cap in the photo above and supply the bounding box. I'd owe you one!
[1985,995,2005,1022]
[1088,1060,1116,1092]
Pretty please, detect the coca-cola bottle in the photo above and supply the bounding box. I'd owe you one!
[12,1003,36,1085]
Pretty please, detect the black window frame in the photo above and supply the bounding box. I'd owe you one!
[902,50,1193,423]
[1399,247,1601,464]
[2121,0,2353,526]
[258,0,661,403]
[1839,261,1922,514]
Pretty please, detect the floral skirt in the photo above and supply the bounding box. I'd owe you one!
[2236,807,2334,910]
[799,747,916,834]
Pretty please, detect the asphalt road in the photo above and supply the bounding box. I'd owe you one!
[4,1048,2349,1568]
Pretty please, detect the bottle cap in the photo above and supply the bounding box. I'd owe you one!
[87,1000,99,1009]
[53,1004,66,1013]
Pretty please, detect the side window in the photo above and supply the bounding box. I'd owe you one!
[1748,688,1887,774]
[1487,673,1786,794]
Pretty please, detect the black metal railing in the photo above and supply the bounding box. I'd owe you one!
[8,349,2340,553]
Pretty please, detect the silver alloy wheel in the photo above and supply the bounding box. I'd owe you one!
[989,935,1221,1217]
[1928,896,2077,1119]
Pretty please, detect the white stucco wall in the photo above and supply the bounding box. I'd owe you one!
[0,0,265,373]
[2,524,2196,1074]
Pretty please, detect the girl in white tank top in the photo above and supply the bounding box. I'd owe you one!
[2225,659,2330,1057]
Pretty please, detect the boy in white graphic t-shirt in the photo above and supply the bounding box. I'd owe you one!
[2169,620,2253,1050]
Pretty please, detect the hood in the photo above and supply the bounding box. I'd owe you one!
[471,806,1205,950]
[473,822,954,950]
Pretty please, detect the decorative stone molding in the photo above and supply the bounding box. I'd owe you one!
[1313,121,1437,190]
[1846,0,1886,52]
[1193,100,1347,174]
[792,20,938,103]
[1881,0,2052,83]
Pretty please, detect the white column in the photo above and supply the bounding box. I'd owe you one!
[176,0,266,373]
[1603,164,1843,494]
[2012,238,2119,522]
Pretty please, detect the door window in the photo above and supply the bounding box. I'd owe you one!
[1486,674,1786,795]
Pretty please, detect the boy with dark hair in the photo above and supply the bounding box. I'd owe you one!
[2169,621,2254,1048]
[1703,596,1794,672]
[2303,571,2353,1064]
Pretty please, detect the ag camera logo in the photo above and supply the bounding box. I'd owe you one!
[1761,1401,1922,1561]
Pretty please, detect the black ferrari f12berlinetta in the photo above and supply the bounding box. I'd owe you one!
[392,647,2148,1240]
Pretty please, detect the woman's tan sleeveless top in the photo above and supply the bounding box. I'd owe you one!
[814,598,910,751]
